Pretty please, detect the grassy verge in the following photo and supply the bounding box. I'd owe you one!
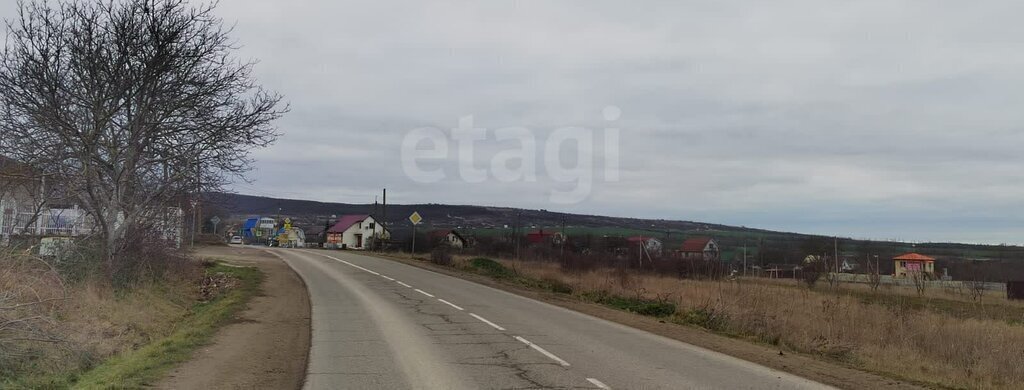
[22,262,262,390]
[6,261,262,388]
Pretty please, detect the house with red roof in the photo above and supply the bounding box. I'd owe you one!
[678,237,720,262]
[325,214,389,249]
[626,236,663,257]
[893,253,935,278]
[526,229,564,245]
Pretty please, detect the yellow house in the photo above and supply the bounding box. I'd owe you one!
[893,253,935,278]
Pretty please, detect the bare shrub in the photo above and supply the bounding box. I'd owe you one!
[863,256,882,292]
[910,272,927,296]
[430,247,453,267]
[801,257,824,288]
[0,251,66,368]
[967,280,987,301]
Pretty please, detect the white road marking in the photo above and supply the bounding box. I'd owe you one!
[381,275,395,281]
[397,281,412,288]
[312,253,380,275]
[587,378,612,389]
[469,313,506,331]
[437,299,464,311]
[514,336,571,367]
[415,289,435,298]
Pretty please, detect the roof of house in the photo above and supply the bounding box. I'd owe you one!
[327,214,369,233]
[680,237,715,252]
[526,230,558,243]
[242,217,260,229]
[304,224,327,235]
[894,253,935,261]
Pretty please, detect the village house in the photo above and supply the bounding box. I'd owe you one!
[431,229,469,249]
[626,236,663,257]
[526,229,565,245]
[893,252,936,279]
[1,154,182,247]
[242,216,278,242]
[326,214,389,249]
[678,237,720,261]
[1,155,90,243]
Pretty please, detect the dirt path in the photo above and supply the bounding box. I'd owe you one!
[154,246,310,390]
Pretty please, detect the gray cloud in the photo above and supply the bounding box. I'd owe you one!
[4,0,1023,244]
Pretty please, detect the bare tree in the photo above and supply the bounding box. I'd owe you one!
[863,255,881,292]
[0,0,285,279]
[910,271,927,296]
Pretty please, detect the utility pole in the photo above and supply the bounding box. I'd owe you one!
[560,217,566,264]
[514,212,522,261]
[743,244,747,277]
[834,236,839,274]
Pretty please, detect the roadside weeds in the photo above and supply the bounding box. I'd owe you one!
[69,262,262,389]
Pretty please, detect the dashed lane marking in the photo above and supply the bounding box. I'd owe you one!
[415,289,435,298]
[437,299,464,311]
[469,313,506,331]
[514,336,571,367]
[587,378,612,389]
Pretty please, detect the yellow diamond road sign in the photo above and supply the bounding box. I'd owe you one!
[409,211,423,225]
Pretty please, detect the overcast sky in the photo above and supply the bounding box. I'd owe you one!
[7,1,1023,244]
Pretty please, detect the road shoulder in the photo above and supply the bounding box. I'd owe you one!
[154,246,311,390]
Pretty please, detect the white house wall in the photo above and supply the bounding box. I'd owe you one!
[339,216,388,249]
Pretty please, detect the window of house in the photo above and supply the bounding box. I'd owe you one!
[369,222,375,230]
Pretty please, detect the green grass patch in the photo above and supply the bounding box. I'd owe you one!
[468,257,516,280]
[69,262,262,390]
[580,291,677,317]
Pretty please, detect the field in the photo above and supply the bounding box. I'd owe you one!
[443,254,1024,390]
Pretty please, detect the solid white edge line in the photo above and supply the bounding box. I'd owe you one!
[437,299,464,311]
[414,288,435,297]
[514,336,571,367]
[312,253,382,275]
[587,378,611,389]
[381,275,395,281]
[397,281,412,288]
[468,313,506,331]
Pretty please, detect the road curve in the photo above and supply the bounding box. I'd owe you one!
[270,248,834,390]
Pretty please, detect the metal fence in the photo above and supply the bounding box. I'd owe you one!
[0,207,90,237]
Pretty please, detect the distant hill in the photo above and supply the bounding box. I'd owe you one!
[206,192,765,234]
[205,192,1024,276]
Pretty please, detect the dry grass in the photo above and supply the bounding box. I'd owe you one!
[471,257,1024,390]
[0,250,200,388]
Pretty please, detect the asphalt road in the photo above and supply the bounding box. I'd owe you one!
[271,248,834,390]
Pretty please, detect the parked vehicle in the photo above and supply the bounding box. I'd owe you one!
[229,236,243,244]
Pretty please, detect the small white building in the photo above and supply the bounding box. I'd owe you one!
[627,236,663,257]
[433,229,468,249]
[325,214,389,249]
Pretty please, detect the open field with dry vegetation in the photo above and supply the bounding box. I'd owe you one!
[425,253,1024,390]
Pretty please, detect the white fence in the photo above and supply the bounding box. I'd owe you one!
[831,272,1006,292]
[0,207,90,237]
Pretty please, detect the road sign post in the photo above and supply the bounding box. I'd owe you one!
[210,215,221,235]
[409,212,423,257]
